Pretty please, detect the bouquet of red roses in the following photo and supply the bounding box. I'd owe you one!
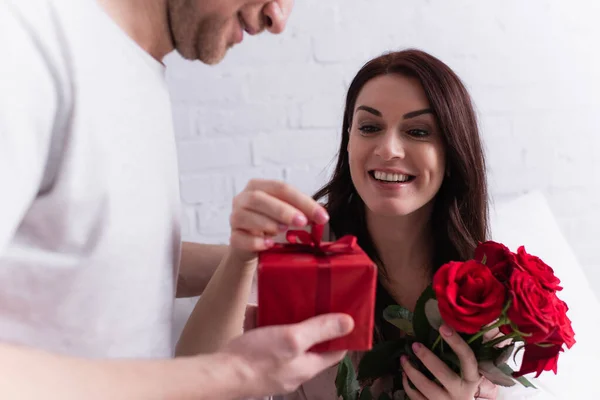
[335,241,575,400]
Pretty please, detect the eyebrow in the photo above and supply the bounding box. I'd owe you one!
[355,105,434,120]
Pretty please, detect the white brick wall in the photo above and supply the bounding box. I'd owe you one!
[165,0,600,295]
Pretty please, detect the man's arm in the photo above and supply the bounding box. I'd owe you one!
[0,313,354,400]
[0,342,249,400]
[177,242,229,298]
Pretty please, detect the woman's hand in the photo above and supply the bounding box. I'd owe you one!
[401,325,498,400]
[228,179,329,263]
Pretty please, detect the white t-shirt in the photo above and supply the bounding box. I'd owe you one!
[0,0,181,358]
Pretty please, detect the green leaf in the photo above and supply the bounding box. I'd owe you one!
[481,254,487,265]
[478,361,517,387]
[495,345,515,366]
[359,386,373,400]
[383,305,415,335]
[357,340,406,381]
[476,343,510,363]
[497,364,537,389]
[423,299,443,331]
[412,286,437,345]
[336,354,360,400]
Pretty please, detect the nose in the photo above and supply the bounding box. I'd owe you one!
[374,130,405,161]
[263,0,294,34]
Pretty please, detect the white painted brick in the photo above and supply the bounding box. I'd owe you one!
[194,103,290,137]
[166,59,246,104]
[251,129,339,166]
[233,167,285,194]
[180,205,194,240]
[196,204,232,236]
[177,138,252,173]
[180,174,234,205]
[300,97,345,129]
[284,163,336,197]
[218,33,312,67]
[171,104,195,139]
[242,65,347,103]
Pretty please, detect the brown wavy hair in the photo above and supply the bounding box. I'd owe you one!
[314,49,489,278]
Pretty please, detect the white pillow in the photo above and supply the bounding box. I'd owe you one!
[489,191,600,400]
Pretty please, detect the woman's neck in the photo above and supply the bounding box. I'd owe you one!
[366,204,435,311]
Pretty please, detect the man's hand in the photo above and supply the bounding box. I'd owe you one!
[222,313,354,397]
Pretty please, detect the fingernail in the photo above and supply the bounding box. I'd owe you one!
[264,238,274,247]
[278,224,288,232]
[400,355,409,365]
[313,208,329,225]
[292,214,308,227]
[336,315,354,335]
[440,325,453,337]
[412,342,422,353]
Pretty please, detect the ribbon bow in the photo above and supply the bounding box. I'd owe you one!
[285,223,357,256]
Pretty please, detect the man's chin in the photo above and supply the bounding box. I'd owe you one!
[173,44,228,65]
[196,47,229,65]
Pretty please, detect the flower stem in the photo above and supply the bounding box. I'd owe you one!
[484,332,521,348]
[467,318,507,344]
[432,334,442,351]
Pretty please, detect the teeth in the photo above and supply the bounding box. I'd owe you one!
[373,171,410,182]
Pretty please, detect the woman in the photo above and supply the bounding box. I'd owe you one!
[285,49,495,399]
[177,49,498,399]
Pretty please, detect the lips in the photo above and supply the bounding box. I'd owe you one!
[238,12,257,35]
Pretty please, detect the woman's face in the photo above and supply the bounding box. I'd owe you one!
[347,74,446,218]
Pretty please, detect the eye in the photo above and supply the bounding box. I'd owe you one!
[358,125,381,135]
[407,128,429,138]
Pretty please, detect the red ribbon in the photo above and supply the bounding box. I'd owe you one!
[284,223,357,256]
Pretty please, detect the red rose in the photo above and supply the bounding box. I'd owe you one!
[474,241,516,282]
[501,269,558,343]
[514,246,562,292]
[546,298,576,349]
[433,260,506,334]
[474,241,512,266]
[513,343,562,378]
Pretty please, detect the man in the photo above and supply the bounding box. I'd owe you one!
[0,0,353,398]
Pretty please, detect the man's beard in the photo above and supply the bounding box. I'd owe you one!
[167,1,230,64]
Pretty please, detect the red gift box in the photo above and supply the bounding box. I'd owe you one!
[257,224,377,352]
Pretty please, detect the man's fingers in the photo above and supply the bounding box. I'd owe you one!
[243,304,258,332]
[283,313,354,354]
[439,325,480,383]
[244,179,328,225]
[300,349,348,374]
